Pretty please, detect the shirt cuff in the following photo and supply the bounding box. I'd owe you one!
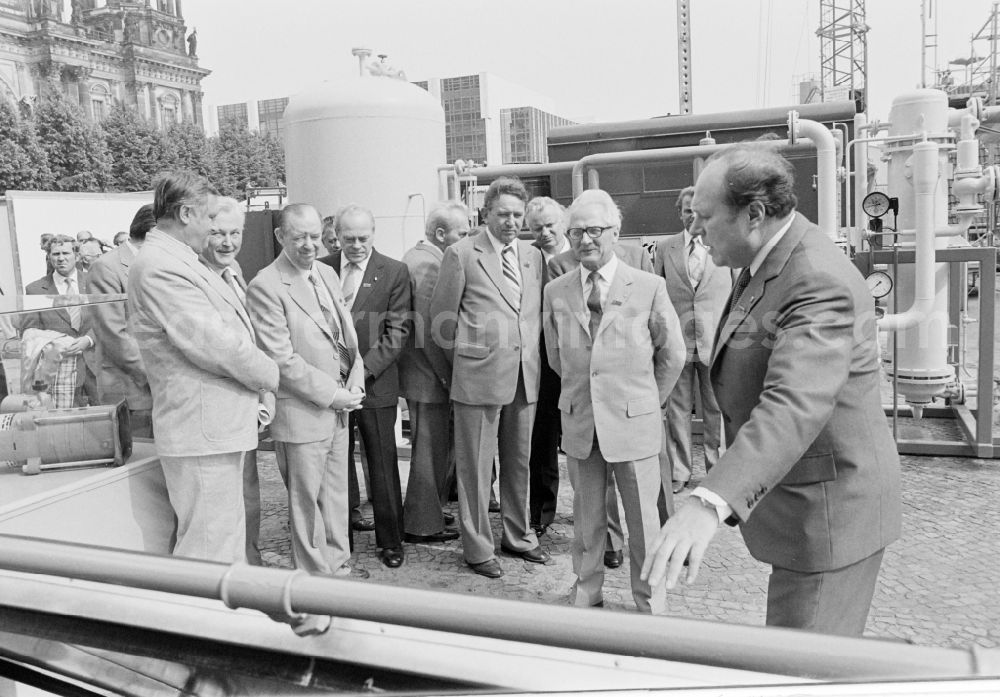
[691,487,733,525]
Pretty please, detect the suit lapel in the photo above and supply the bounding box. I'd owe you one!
[42,274,73,327]
[668,235,693,291]
[712,215,807,364]
[351,250,382,310]
[280,255,335,342]
[561,270,591,336]
[475,233,519,312]
[596,264,633,338]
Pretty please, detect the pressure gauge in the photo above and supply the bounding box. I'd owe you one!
[862,191,892,218]
[866,270,893,299]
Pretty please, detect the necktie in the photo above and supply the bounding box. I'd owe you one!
[724,267,752,321]
[311,273,352,381]
[222,266,246,306]
[586,270,602,338]
[64,276,80,330]
[341,262,361,309]
[501,244,521,308]
[688,238,706,287]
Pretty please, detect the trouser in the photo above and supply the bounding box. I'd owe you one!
[403,400,453,535]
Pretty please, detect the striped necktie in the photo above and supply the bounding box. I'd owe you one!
[310,273,352,381]
[723,267,752,321]
[586,270,602,338]
[501,244,521,308]
[688,238,706,287]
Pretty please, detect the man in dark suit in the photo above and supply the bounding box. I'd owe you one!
[525,196,569,539]
[399,201,469,543]
[653,186,731,494]
[642,144,902,636]
[429,177,548,579]
[88,204,156,437]
[22,234,99,407]
[319,204,411,569]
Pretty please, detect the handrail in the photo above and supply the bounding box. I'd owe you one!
[0,534,995,681]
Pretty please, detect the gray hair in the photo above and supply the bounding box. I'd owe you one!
[567,189,622,227]
[424,201,468,238]
[333,203,375,232]
[46,234,78,254]
[705,144,798,218]
[525,196,565,219]
[216,196,245,219]
[276,203,320,233]
[675,185,695,211]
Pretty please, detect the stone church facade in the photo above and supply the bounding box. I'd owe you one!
[0,0,209,128]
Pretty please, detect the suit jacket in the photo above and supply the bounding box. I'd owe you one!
[705,212,901,573]
[398,240,450,404]
[127,229,279,457]
[429,232,543,406]
[547,242,653,279]
[87,243,152,409]
[22,270,99,385]
[318,249,410,409]
[543,262,685,462]
[247,254,364,443]
[653,233,731,365]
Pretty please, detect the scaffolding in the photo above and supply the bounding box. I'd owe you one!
[817,0,869,111]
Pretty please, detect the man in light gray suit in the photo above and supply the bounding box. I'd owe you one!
[544,189,685,611]
[399,201,469,543]
[128,171,279,563]
[654,186,731,493]
[247,203,365,583]
[429,177,548,579]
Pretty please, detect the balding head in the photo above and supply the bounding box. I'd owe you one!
[424,201,470,251]
[276,203,323,271]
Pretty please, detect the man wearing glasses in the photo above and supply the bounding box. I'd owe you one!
[543,189,685,612]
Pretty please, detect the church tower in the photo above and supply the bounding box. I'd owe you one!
[0,0,210,128]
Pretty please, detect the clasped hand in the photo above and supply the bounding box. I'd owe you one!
[330,385,365,412]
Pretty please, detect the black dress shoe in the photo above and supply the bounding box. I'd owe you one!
[404,528,459,543]
[603,550,624,569]
[442,511,455,526]
[500,544,550,564]
[379,547,404,568]
[352,518,376,532]
[468,558,503,578]
[531,523,547,538]
[672,480,689,495]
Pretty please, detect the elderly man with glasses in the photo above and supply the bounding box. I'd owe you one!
[543,189,685,612]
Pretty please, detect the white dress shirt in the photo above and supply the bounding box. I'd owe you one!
[578,253,619,308]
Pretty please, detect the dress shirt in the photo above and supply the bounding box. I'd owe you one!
[578,253,619,308]
[691,211,797,523]
[55,270,83,332]
[485,229,519,265]
[339,249,372,281]
[683,229,708,286]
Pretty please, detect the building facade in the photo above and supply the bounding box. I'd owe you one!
[209,95,289,139]
[0,0,209,128]
[415,72,575,165]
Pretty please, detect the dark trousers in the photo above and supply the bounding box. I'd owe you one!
[347,406,404,550]
[529,362,561,529]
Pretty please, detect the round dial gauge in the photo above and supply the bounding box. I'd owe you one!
[866,270,893,299]
[862,191,891,218]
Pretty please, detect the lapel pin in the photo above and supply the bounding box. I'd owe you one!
[611,300,623,306]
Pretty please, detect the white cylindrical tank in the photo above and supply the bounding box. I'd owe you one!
[882,89,955,412]
[283,73,445,261]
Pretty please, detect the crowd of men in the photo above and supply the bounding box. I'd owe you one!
[16,145,901,639]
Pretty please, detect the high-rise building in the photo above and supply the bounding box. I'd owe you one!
[0,0,209,128]
[209,96,288,138]
[415,72,575,165]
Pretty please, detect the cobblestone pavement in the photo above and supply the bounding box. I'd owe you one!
[257,427,1000,650]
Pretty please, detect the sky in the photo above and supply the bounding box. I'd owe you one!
[183,0,1000,124]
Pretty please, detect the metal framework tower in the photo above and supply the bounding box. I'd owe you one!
[816,0,869,110]
[676,0,693,114]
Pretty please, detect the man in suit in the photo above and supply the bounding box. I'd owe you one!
[128,171,279,564]
[429,176,548,578]
[654,186,731,494]
[642,145,901,636]
[196,197,267,566]
[399,201,468,543]
[525,197,569,540]
[248,203,365,636]
[319,204,411,569]
[544,188,685,612]
[22,235,99,408]
[546,225,654,569]
[88,204,156,437]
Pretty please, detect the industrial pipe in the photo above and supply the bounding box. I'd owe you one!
[571,143,730,198]
[880,140,939,332]
[853,112,869,251]
[461,161,576,182]
[436,165,456,201]
[789,113,839,240]
[0,534,993,682]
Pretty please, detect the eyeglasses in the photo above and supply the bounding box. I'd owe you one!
[567,225,615,241]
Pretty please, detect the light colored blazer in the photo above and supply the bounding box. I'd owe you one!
[543,262,685,462]
[706,213,902,573]
[429,233,543,406]
[398,240,450,404]
[246,253,364,443]
[127,229,279,457]
[88,242,152,409]
[653,233,731,366]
